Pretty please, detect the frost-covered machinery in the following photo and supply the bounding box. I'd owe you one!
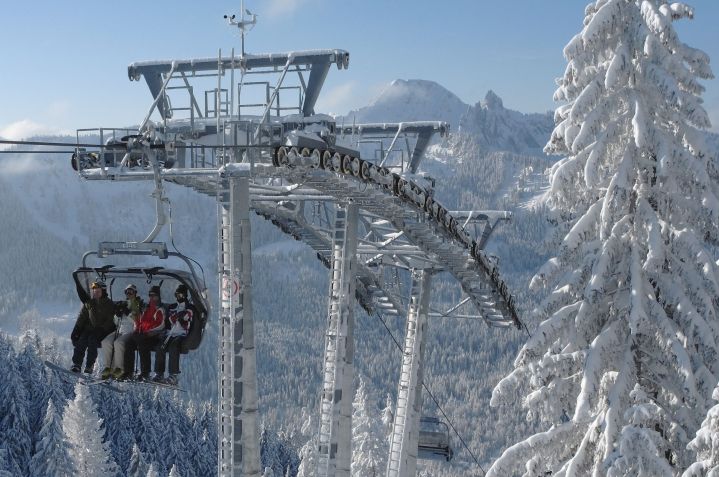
[69,6,522,477]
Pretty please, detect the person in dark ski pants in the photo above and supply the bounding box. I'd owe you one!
[70,281,117,373]
[121,285,166,381]
[154,284,196,386]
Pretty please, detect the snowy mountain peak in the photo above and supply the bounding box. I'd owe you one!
[482,90,504,110]
[344,79,553,156]
[459,92,553,155]
[345,79,468,128]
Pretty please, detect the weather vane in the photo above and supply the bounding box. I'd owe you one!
[224,0,257,57]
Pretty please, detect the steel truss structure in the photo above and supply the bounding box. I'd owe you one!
[70,15,523,477]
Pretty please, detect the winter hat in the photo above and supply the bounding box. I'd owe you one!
[124,283,138,293]
[149,285,161,297]
[90,281,107,290]
[175,284,188,295]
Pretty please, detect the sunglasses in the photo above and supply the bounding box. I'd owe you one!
[125,290,136,295]
[149,293,158,297]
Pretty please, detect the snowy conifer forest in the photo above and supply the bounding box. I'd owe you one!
[1,1,718,476]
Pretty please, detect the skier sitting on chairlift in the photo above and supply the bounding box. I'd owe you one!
[70,281,116,374]
[121,285,165,381]
[153,284,196,386]
[100,283,144,380]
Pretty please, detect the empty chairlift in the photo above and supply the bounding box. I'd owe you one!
[418,416,454,462]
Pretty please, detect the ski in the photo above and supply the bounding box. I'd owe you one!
[116,378,186,392]
[85,378,186,393]
[84,374,186,392]
[44,361,126,393]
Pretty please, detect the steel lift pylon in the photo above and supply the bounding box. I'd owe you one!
[218,169,262,476]
[317,203,359,476]
[387,269,432,477]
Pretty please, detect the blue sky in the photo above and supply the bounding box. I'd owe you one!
[0,0,717,139]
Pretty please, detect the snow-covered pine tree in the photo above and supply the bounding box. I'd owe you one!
[297,409,317,477]
[128,443,150,477]
[169,464,181,477]
[97,387,136,476]
[17,330,49,440]
[43,362,70,415]
[29,400,73,477]
[683,384,719,476]
[0,333,32,475]
[134,396,163,472]
[191,402,217,476]
[351,377,386,476]
[152,388,191,476]
[62,382,119,476]
[0,443,22,477]
[146,462,159,477]
[260,422,299,476]
[261,421,280,473]
[276,428,300,477]
[489,1,716,475]
[381,393,394,444]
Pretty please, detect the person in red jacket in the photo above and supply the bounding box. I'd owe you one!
[120,285,166,381]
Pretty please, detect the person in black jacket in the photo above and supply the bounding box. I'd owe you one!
[70,281,117,373]
[153,284,196,386]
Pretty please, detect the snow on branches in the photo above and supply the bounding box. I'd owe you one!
[490,0,716,475]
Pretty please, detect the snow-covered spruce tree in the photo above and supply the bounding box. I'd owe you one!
[351,377,387,476]
[17,330,49,439]
[146,462,159,477]
[152,389,192,476]
[29,400,73,477]
[0,334,32,475]
[683,384,719,476]
[97,387,136,476]
[191,401,218,476]
[297,409,318,477]
[62,383,119,476]
[489,1,715,475]
[0,443,22,477]
[381,393,394,440]
[128,443,150,477]
[134,398,162,472]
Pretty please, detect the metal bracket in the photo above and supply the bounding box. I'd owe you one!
[98,241,169,259]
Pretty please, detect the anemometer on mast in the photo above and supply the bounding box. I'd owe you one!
[224,0,257,56]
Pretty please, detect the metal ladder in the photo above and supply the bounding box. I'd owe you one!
[387,270,431,477]
[217,185,234,476]
[317,204,358,477]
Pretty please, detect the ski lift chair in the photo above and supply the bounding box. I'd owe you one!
[418,416,454,462]
[73,242,210,354]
